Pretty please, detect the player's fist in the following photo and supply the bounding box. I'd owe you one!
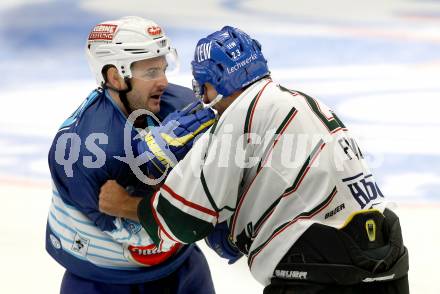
[99,180,141,221]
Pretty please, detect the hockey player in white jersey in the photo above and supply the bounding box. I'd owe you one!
[99,26,409,294]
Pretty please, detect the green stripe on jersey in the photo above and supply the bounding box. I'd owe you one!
[203,121,219,161]
[275,107,297,135]
[279,86,346,133]
[297,90,346,133]
[157,195,215,243]
[283,139,324,195]
[248,186,338,266]
[244,93,260,135]
[258,107,297,170]
[137,196,161,245]
[233,106,299,237]
[201,169,235,213]
[201,170,219,212]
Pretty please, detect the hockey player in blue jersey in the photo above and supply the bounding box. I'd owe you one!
[46,16,217,294]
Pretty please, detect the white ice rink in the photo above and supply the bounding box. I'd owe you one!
[2,182,439,293]
[1,0,440,293]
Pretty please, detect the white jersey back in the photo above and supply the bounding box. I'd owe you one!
[151,78,387,285]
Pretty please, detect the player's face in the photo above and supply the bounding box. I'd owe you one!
[203,83,228,114]
[127,57,168,114]
[202,83,217,104]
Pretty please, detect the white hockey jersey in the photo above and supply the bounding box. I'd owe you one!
[141,78,387,285]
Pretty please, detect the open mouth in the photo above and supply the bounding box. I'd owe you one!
[150,94,161,100]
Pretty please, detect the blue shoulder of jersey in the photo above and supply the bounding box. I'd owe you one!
[50,84,196,217]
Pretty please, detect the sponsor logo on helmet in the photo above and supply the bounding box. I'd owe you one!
[226,53,258,74]
[195,42,212,63]
[88,24,118,41]
[147,26,162,37]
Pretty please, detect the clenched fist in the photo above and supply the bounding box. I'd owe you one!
[99,180,142,222]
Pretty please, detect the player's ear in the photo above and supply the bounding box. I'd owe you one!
[105,67,126,90]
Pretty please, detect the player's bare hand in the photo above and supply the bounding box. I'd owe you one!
[99,180,141,221]
[99,180,128,216]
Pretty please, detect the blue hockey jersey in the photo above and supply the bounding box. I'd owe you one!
[46,84,198,284]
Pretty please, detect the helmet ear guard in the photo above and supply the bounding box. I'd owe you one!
[191,26,269,99]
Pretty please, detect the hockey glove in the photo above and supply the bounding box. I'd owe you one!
[138,101,216,179]
[205,221,243,264]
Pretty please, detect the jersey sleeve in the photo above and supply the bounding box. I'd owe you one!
[138,124,243,247]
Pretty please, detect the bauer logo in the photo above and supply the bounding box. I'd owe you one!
[147,26,162,37]
[275,270,308,280]
[363,274,395,282]
[88,24,118,41]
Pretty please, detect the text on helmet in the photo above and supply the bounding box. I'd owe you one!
[196,42,212,63]
[88,24,118,41]
[147,26,162,37]
[226,53,258,74]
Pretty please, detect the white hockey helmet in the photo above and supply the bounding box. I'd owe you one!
[86,16,178,86]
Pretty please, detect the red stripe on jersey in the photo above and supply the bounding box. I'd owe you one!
[254,207,276,236]
[315,97,335,121]
[330,127,348,134]
[247,80,272,137]
[231,109,298,237]
[150,191,180,243]
[260,110,298,167]
[254,141,325,236]
[302,95,337,133]
[282,142,327,197]
[161,184,219,217]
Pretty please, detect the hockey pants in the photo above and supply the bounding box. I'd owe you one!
[264,208,409,294]
[60,245,215,294]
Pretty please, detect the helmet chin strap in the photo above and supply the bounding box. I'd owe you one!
[118,77,134,116]
[204,94,223,109]
[104,77,134,116]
